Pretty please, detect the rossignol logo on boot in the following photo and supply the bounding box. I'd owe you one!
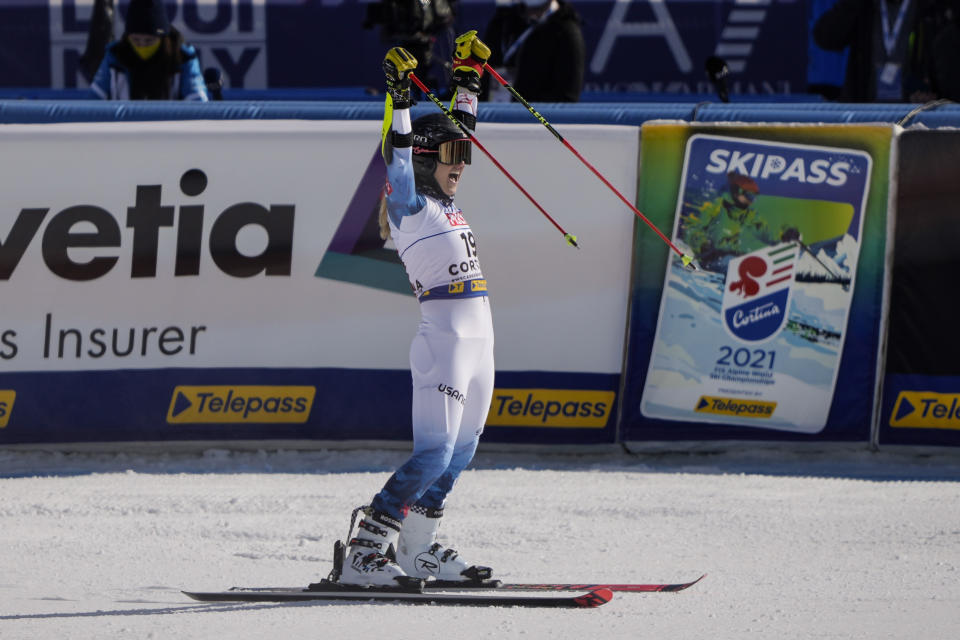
[414,552,441,575]
[694,395,776,418]
[167,385,315,424]
[0,169,293,281]
[890,391,960,430]
[0,390,15,428]
[487,389,614,428]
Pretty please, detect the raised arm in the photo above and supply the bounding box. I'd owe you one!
[381,47,423,226]
[449,30,490,130]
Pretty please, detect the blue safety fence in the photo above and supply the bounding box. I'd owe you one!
[2,99,959,128]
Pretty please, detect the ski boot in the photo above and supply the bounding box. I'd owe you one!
[330,506,423,590]
[397,506,493,583]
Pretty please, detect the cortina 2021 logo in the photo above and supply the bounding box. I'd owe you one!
[722,243,798,342]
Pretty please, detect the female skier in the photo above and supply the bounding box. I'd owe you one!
[335,32,496,588]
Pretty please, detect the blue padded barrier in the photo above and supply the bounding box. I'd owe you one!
[691,102,954,124]
[908,111,960,128]
[1,99,958,127]
[0,87,828,104]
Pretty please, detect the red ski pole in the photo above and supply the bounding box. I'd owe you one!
[483,64,697,270]
[408,72,579,249]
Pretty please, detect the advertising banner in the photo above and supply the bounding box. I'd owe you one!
[622,122,892,445]
[879,130,960,448]
[0,120,638,446]
[643,134,871,433]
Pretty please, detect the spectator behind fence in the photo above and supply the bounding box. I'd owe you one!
[483,0,585,102]
[89,0,208,101]
[931,4,960,100]
[79,0,115,83]
[813,0,960,102]
[363,0,458,95]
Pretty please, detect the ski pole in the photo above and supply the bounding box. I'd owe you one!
[796,240,842,281]
[483,64,697,270]
[408,72,579,249]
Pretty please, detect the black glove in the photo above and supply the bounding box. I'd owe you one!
[383,47,418,109]
[451,30,490,94]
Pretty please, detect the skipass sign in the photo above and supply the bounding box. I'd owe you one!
[641,134,872,434]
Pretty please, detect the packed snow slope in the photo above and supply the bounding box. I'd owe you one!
[1,446,958,639]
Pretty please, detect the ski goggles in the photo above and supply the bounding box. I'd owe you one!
[730,184,757,202]
[415,139,472,165]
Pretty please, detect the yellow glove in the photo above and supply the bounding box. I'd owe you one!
[383,47,418,109]
[454,30,491,65]
[452,30,490,93]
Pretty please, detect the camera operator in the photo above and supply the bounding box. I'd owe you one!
[482,0,585,103]
[364,0,458,94]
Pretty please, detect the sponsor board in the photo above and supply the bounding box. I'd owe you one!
[486,389,615,428]
[0,391,15,428]
[879,131,960,448]
[0,120,634,375]
[0,119,635,445]
[167,385,315,423]
[889,391,960,430]
[641,133,872,434]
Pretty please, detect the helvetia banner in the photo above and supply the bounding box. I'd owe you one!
[623,124,892,442]
[0,120,637,446]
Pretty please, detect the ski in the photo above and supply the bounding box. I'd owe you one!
[310,538,702,596]
[217,574,704,597]
[183,586,612,608]
[462,574,706,593]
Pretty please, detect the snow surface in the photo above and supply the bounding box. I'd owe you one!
[2,446,959,640]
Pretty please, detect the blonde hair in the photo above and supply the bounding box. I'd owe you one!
[378,195,390,240]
